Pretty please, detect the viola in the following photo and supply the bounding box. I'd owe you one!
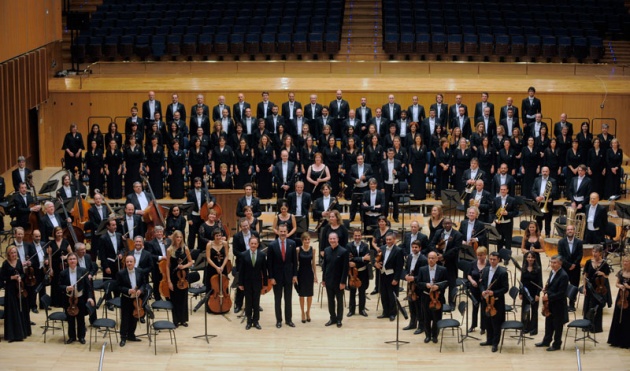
[348,252,362,289]
[66,271,89,317]
[595,276,608,297]
[158,259,170,299]
[407,269,418,302]
[541,284,551,317]
[429,290,442,311]
[24,255,37,287]
[617,288,629,310]
[132,287,145,319]
[485,295,497,317]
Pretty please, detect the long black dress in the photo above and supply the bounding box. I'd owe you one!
[85,149,104,197]
[123,145,144,196]
[608,272,630,348]
[167,149,186,199]
[214,174,234,189]
[146,145,165,199]
[520,146,539,200]
[587,148,606,198]
[255,145,274,199]
[296,247,315,297]
[452,148,472,193]
[188,147,208,181]
[203,244,229,291]
[62,132,85,172]
[409,145,428,200]
[169,247,190,325]
[104,148,123,198]
[234,148,253,189]
[467,260,487,331]
[428,219,444,242]
[342,148,359,199]
[165,215,187,238]
[605,148,623,198]
[1,260,31,341]
[435,147,451,198]
[365,144,384,186]
[307,166,326,201]
[520,265,543,334]
[50,239,69,307]
[477,146,495,185]
[300,146,316,174]
[323,145,342,196]
[582,259,612,333]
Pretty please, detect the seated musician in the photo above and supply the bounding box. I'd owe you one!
[584,192,608,244]
[466,179,492,223]
[116,255,146,347]
[346,229,370,317]
[458,207,488,261]
[59,252,95,345]
[125,181,154,216]
[416,251,448,343]
[236,183,262,218]
[361,178,384,232]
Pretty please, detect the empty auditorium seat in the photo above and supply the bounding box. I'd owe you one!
[214,34,229,54]
[277,33,291,54]
[510,35,525,59]
[135,35,151,59]
[463,34,478,56]
[447,34,463,56]
[245,33,260,55]
[479,34,494,56]
[383,33,398,54]
[261,33,276,54]
[542,35,557,59]
[197,34,214,57]
[415,33,430,55]
[230,33,245,54]
[526,35,541,58]
[309,32,324,53]
[181,34,197,56]
[588,37,603,60]
[325,32,340,53]
[103,36,119,59]
[573,37,588,59]
[293,33,307,54]
[399,33,415,53]
[87,36,103,61]
[151,35,166,59]
[558,36,572,59]
[431,33,446,55]
[166,34,182,57]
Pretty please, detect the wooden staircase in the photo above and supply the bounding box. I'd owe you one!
[601,40,630,65]
[334,0,388,61]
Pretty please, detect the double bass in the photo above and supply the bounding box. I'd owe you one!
[140,174,169,241]
[23,174,42,243]
[200,174,222,220]
[57,191,84,245]
[69,168,91,230]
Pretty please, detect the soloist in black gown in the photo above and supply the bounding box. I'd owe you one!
[296,247,315,297]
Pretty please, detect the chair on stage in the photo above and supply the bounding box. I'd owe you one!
[146,306,178,355]
[436,301,466,352]
[86,302,117,352]
[563,305,598,353]
[41,294,68,343]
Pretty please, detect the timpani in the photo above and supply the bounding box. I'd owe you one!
[542,237,560,257]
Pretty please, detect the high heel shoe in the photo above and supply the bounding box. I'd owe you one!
[306,312,311,322]
[301,313,306,323]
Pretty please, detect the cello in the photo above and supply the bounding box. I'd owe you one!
[199,174,222,220]
[140,174,168,241]
[23,174,42,243]
[207,250,232,314]
[69,168,91,229]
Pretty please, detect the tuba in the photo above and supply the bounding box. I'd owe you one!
[539,180,553,213]
[565,206,586,240]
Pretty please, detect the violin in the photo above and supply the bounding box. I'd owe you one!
[407,269,418,302]
[176,258,189,290]
[24,255,37,287]
[484,279,498,317]
[348,252,362,289]
[158,259,170,299]
[429,290,441,311]
[617,288,629,310]
[541,284,551,317]
[593,261,608,297]
[66,271,90,317]
[132,286,145,319]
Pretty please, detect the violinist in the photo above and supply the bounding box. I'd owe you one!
[238,235,267,330]
[375,232,404,321]
[467,247,488,335]
[346,229,370,318]
[148,226,171,301]
[582,245,611,333]
[186,177,216,249]
[11,182,40,230]
[165,230,193,327]
[608,256,630,348]
[125,181,153,217]
[322,232,349,328]
[50,226,71,307]
[232,218,260,313]
[479,251,509,353]
[32,230,47,311]
[429,218,463,306]
[59,252,95,344]
[520,251,543,336]
[129,236,153,284]
[416,251,448,343]
[99,219,124,306]
[458,206,487,263]
[115,255,146,347]
[535,255,569,351]
[1,246,31,342]
[121,203,144,243]
[403,240,428,334]
[75,243,98,324]
[11,227,39,313]
[40,201,70,241]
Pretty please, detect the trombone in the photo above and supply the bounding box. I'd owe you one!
[461,172,482,204]
[539,181,552,213]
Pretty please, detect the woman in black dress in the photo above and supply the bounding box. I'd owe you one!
[320,209,348,257]
[188,137,208,182]
[520,251,543,335]
[126,122,143,148]
[2,246,32,342]
[104,139,123,199]
[491,125,507,159]
[87,123,105,152]
[392,136,407,180]
[229,123,246,152]
[145,122,164,151]
[498,139,517,177]
[343,126,361,152]
[520,137,539,201]
[323,136,342,196]
[145,135,165,199]
[383,123,398,150]
[576,122,593,159]
[204,229,230,295]
[210,121,227,150]
[604,138,623,198]
[341,137,360,199]
[449,126,463,152]
[452,138,472,194]
[428,205,444,241]
[408,134,428,200]
[166,231,193,327]
[255,134,275,199]
[556,125,572,178]
[165,205,187,238]
[466,246,488,333]
[166,122,185,153]
[305,152,331,201]
[234,138,253,190]
[544,138,562,180]
[167,140,186,199]
[300,136,317,176]
[608,256,630,348]
[105,121,123,150]
[211,136,234,175]
[535,125,551,156]
[430,124,446,168]
[363,124,379,149]
[565,139,582,186]
[365,134,384,186]
[273,201,298,244]
[587,137,606,197]
[281,135,300,165]
[297,122,313,150]
[477,136,495,185]
[214,163,234,189]
[85,139,104,197]
[296,232,317,323]
[318,125,334,153]
[520,221,545,266]
[405,121,421,149]
[435,138,452,198]
[242,205,259,233]
[62,123,85,173]
[122,135,144,196]
[470,122,485,153]
[50,226,71,307]
[582,245,611,333]
[272,124,289,159]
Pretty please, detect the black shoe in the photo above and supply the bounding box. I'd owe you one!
[254,322,262,330]
[234,306,242,314]
[480,329,486,335]
[259,306,264,312]
[79,338,86,345]
[424,337,431,343]
[359,310,368,317]
[181,322,188,327]
[394,218,399,223]
[370,290,378,295]
[128,337,141,342]
[65,338,76,344]
[347,311,354,317]
[119,340,126,347]
[529,331,538,336]
[337,321,342,328]
[377,314,388,319]
[31,308,38,314]
[276,322,282,328]
[535,342,550,347]
[286,321,295,327]
[403,325,416,331]
[389,316,396,321]
[139,317,145,324]
[246,323,252,330]
[468,326,476,332]
[546,346,560,352]
[414,328,424,335]
[432,337,438,343]
[480,342,492,346]
[492,345,498,352]
[325,320,335,326]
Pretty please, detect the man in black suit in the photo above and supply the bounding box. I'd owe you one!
[186,177,216,249]
[466,179,493,223]
[313,106,333,139]
[189,105,211,137]
[382,94,402,122]
[116,255,146,346]
[349,154,373,221]
[281,92,302,136]
[403,240,428,334]
[40,201,69,241]
[521,86,542,136]
[402,221,429,257]
[322,232,349,327]
[147,226,170,301]
[11,182,41,230]
[211,95,230,122]
[265,105,284,135]
[31,230,47,311]
[100,220,124,293]
[567,165,592,211]
[266,224,298,328]
[87,192,109,260]
[375,232,404,320]
[12,156,32,192]
[493,184,519,254]
[121,203,145,243]
[125,106,145,141]
[346,229,370,317]
[407,95,426,123]
[13,227,39,312]
[356,97,372,138]
[218,107,236,136]
[462,158,486,197]
[256,91,274,120]
[292,108,309,138]
[304,94,323,122]
[476,106,497,138]
[553,113,573,138]
[479,251,509,352]
[165,93,186,123]
[459,207,488,261]
[367,107,388,138]
[499,106,520,138]
[380,148,402,222]
[125,182,154,217]
[232,92,251,125]
[287,181,311,228]
[142,91,162,126]
[75,242,98,324]
[430,93,449,124]
[241,107,257,147]
[236,183,262,218]
[343,109,362,139]
[417,251,449,343]
[584,192,608,244]
[557,224,583,309]
[329,90,350,138]
[448,94,468,121]
[491,163,515,197]
[190,94,210,119]
[451,105,472,138]
[474,92,495,121]
[238,235,267,330]
[60,252,95,345]
[273,150,296,199]
[361,178,384,231]
[128,236,153,283]
[170,110,188,138]
[421,108,443,147]
[499,97,519,123]
[535,255,569,351]
[232,218,260,313]
[429,218,463,305]
[532,167,558,237]
[57,173,77,200]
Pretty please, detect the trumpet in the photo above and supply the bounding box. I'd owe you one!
[496,203,507,222]
[539,180,552,213]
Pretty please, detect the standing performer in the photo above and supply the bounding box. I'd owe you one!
[375,232,404,321]
[403,240,428,334]
[346,229,370,318]
[296,232,317,323]
[608,256,630,348]
[322,232,349,328]
[493,184,518,255]
[2,246,32,342]
[266,224,297,328]
[116,255,145,347]
[479,252,509,353]
[417,251,448,343]
[520,251,543,335]
[557,224,583,310]
[238,236,267,330]
[59,253,95,344]
[165,231,193,327]
[232,218,259,314]
[535,255,569,351]
[582,245,611,333]
[429,218,463,306]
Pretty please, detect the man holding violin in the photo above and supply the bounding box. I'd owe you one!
[116,255,146,347]
[59,252,95,344]
[416,251,448,343]
[536,255,569,351]
[479,251,509,352]
[12,227,39,314]
[403,240,428,334]
[346,229,370,318]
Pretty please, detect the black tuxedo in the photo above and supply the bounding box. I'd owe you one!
[212,104,231,122]
[367,116,389,137]
[480,265,509,346]
[474,102,495,121]
[461,168,486,191]
[127,249,153,282]
[381,103,402,122]
[59,266,94,340]
[380,158,403,219]
[78,253,98,276]
[165,102,186,123]
[189,114,211,136]
[232,101,251,124]
[458,219,488,260]
[281,101,302,132]
[420,117,444,146]
[348,163,373,220]
[142,99,162,123]
[147,237,170,300]
[542,268,569,348]
[40,213,67,241]
[449,103,468,121]
[256,100,274,119]
[125,191,154,212]
[313,115,333,138]
[361,190,384,228]
[475,115,497,138]
[355,105,373,127]
[115,268,147,340]
[189,103,209,119]
[266,238,297,323]
[499,105,519,122]
[521,96,542,130]
[12,167,32,191]
[99,232,124,279]
[491,173,515,197]
[407,104,426,122]
[557,237,583,293]
[13,241,39,308]
[417,264,449,338]
[287,191,311,227]
[272,160,296,198]
[429,228,463,304]
[11,192,35,229]
[265,115,285,135]
[492,195,519,252]
[378,245,404,317]
[346,241,370,313]
[322,245,349,322]
[404,252,428,329]
[567,176,592,209]
[312,196,341,221]
[466,188,493,222]
[401,232,429,257]
[450,115,472,138]
[499,117,520,137]
[303,103,323,122]
[430,103,449,123]
[583,204,608,244]
[238,249,267,324]
[186,187,216,249]
[553,121,574,139]
[236,196,262,218]
[120,214,145,241]
[532,176,558,236]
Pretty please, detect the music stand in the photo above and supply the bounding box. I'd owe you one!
[460,282,480,342]
[193,290,218,343]
[55,198,76,214]
[95,219,111,236]
[441,189,462,222]
[521,199,544,219]
[39,180,59,196]
[484,224,502,253]
[384,297,410,350]
[177,202,195,218]
[295,216,307,236]
[394,192,413,236]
